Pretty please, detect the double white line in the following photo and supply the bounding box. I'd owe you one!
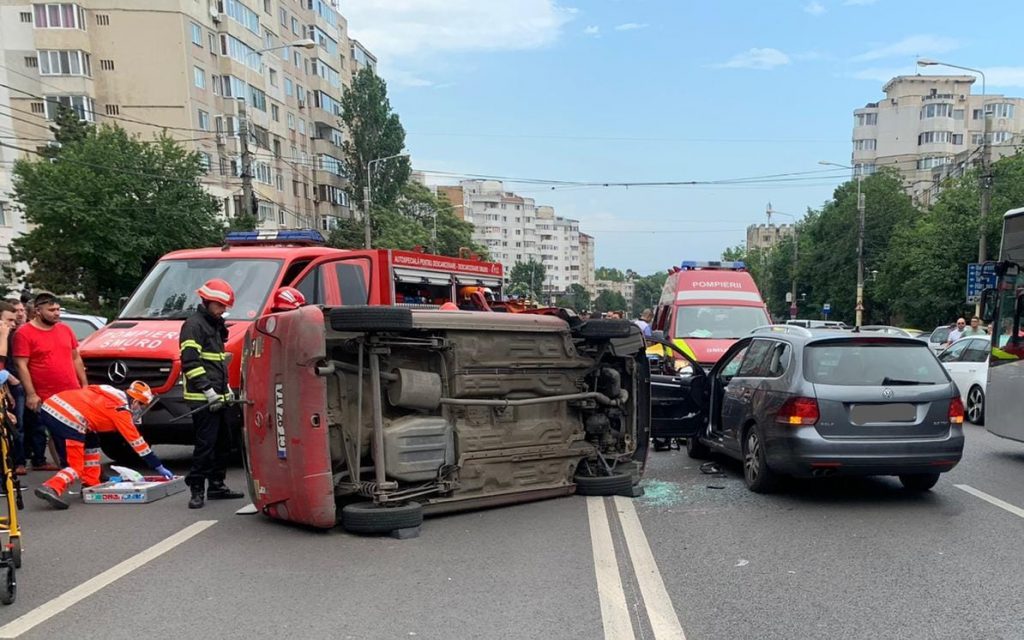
[587,496,687,640]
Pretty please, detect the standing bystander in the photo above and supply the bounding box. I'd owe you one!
[12,292,87,471]
[0,301,26,474]
[962,316,988,337]
[634,308,654,338]
[946,318,967,346]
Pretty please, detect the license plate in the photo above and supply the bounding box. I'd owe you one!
[850,403,916,424]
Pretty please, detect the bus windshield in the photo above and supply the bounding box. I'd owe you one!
[120,258,283,321]
[674,305,769,340]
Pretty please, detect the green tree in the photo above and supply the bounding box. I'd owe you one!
[721,245,746,262]
[631,272,667,317]
[594,289,627,313]
[341,67,410,213]
[11,124,222,310]
[595,266,625,281]
[508,260,547,299]
[43,103,94,158]
[556,283,591,312]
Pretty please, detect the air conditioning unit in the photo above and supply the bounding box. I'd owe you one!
[214,134,226,145]
[297,98,306,109]
[210,6,221,22]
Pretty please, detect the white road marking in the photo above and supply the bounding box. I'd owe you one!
[0,520,217,639]
[955,484,1024,519]
[615,496,687,640]
[586,497,636,640]
[235,503,259,515]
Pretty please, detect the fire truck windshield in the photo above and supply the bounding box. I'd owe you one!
[675,305,769,340]
[120,258,283,320]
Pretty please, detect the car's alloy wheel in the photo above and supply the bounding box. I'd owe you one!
[966,387,985,425]
[742,425,779,493]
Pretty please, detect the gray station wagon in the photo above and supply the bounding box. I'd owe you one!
[650,326,966,492]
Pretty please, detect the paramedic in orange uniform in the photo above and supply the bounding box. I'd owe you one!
[34,380,173,510]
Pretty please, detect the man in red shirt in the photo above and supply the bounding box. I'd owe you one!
[13,292,87,470]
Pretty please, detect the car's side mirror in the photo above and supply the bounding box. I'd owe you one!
[980,288,997,324]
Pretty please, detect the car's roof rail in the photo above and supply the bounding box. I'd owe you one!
[751,324,813,337]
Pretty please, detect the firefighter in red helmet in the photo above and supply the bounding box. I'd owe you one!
[271,286,306,312]
[179,278,244,509]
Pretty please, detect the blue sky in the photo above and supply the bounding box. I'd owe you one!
[343,0,1023,275]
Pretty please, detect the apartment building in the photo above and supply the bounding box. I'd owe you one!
[746,223,794,252]
[450,180,590,297]
[0,0,367,245]
[853,74,1024,205]
[578,232,595,297]
[594,278,634,310]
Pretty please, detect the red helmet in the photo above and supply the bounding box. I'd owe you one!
[272,286,306,311]
[197,278,235,308]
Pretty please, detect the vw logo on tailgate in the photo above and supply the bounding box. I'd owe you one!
[107,360,129,384]
[881,388,894,400]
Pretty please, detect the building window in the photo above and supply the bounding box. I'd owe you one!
[34,4,87,29]
[221,0,260,34]
[297,119,305,135]
[95,14,109,26]
[854,112,877,127]
[209,33,217,52]
[24,56,38,68]
[193,66,206,89]
[248,84,267,111]
[309,26,339,55]
[853,139,876,151]
[100,59,114,71]
[271,104,279,121]
[952,134,963,145]
[44,95,95,122]
[38,50,91,76]
[220,34,261,71]
[198,109,210,131]
[953,109,964,121]
[105,104,119,115]
[920,103,954,119]
[0,202,6,226]
[993,131,1014,144]
[918,131,953,145]
[211,75,221,95]
[916,156,950,170]
[854,163,876,176]
[986,103,1015,119]
[263,0,271,14]
[279,7,287,26]
[276,174,284,191]
[268,68,278,87]
[198,152,211,174]
[287,112,295,129]
[291,16,299,35]
[191,22,202,46]
[284,77,293,96]
[20,11,32,22]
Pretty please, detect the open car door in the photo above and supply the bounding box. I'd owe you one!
[242,305,335,528]
[648,337,708,439]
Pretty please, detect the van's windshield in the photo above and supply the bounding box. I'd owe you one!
[120,258,283,320]
[675,305,769,339]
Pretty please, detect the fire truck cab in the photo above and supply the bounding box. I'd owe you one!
[78,230,504,462]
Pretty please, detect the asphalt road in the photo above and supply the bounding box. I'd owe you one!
[3,423,1024,639]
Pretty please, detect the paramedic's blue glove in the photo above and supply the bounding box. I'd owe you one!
[154,465,174,480]
[108,476,122,483]
[0,369,8,386]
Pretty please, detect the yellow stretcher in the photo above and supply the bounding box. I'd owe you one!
[1,385,22,605]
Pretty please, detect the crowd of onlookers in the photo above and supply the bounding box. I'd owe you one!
[1,292,88,479]
[586,308,655,339]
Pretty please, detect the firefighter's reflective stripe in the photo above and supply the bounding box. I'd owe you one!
[199,351,228,362]
[644,338,697,361]
[180,339,202,352]
[42,396,89,434]
[96,385,129,404]
[185,366,207,379]
[183,391,231,402]
[128,436,153,457]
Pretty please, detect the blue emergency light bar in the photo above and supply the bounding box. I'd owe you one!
[680,260,746,270]
[224,229,326,246]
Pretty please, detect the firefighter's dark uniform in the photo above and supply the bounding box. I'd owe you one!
[179,304,235,496]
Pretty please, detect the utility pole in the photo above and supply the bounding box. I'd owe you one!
[237,98,255,223]
[363,181,372,249]
[855,174,866,328]
[978,106,993,316]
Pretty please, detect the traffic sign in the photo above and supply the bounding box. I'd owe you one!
[823,303,831,312]
[966,263,996,304]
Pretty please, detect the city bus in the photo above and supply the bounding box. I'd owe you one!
[981,207,1024,442]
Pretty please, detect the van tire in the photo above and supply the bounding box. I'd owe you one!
[576,319,635,340]
[574,471,634,497]
[341,501,423,534]
[98,434,141,465]
[328,307,414,332]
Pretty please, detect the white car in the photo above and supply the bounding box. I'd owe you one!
[937,336,990,424]
[61,312,107,340]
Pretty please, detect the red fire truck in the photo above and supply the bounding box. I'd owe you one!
[78,230,503,461]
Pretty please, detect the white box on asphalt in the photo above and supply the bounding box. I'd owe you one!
[82,476,186,504]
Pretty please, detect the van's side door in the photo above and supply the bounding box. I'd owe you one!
[291,255,375,306]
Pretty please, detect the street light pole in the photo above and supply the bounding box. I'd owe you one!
[917,59,989,315]
[363,153,409,249]
[820,161,866,326]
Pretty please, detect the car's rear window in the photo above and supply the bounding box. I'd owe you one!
[804,341,949,386]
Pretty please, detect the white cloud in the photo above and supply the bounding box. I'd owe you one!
[342,0,576,59]
[614,22,649,31]
[803,1,826,15]
[851,34,959,62]
[714,48,791,70]
[584,25,600,36]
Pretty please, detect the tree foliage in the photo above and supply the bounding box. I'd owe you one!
[341,67,410,212]
[11,123,222,310]
[508,260,547,299]
[630,272,668,317]
[556,283,591,312]
[595,266,625,282]
[594,289,627,313]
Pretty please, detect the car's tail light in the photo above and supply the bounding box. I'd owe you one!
[948,397,965,425]
[776,397,819,425]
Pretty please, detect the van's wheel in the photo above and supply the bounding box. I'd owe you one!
[575,319,635,340]
[686,435,712,460]
[899,473,940,492]
[10,538,21,569]
[340,501,423,534]
[966,386,985,425]
[574,471,634,497]
[329,307,413,332]
[742,424,779,493]
[0,565,14,606]
[98,434,141,465]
